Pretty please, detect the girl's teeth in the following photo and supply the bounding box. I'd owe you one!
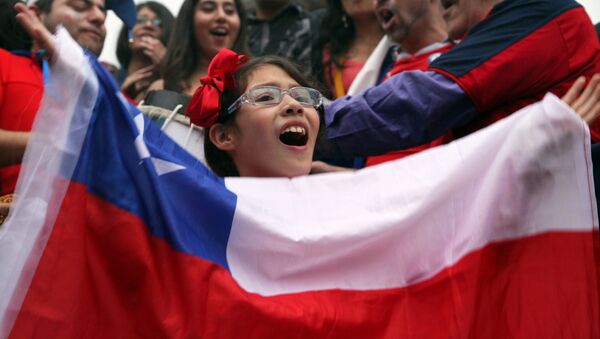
[282,126,306,135]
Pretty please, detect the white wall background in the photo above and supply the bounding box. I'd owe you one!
[99,0,600,67]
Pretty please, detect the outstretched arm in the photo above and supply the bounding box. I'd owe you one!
[318,71,477,159]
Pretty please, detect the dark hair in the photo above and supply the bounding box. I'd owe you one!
[161,0,250,93]
[33,0,53,13]
[204,55,322,177]
[0,0,32,51]
[115,1,175,70]
[312,0,356,96]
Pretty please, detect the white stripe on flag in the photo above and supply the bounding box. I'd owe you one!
[225,94,597,296]
[0,28,98,337]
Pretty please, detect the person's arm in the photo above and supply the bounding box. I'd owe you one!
[318,70,476,159]
[0,129,28,167]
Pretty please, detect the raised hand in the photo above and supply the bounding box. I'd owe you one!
[137,36,167,66]
[562,74,600,124]
[120,64,156,98]
[14,2,57,62]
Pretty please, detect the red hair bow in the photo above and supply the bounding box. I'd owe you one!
[185,49,248,128]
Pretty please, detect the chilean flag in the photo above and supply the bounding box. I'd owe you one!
[0,29,599,338]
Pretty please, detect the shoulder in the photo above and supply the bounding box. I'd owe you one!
[0,49,42,85]
[430,0,582,77]
[0,49,30,68]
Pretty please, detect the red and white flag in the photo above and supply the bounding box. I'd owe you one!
[0,30,598,338]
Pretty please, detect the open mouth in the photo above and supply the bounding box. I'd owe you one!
[279,126,308,147]
[441,0,457,9]
[209,27,229,37]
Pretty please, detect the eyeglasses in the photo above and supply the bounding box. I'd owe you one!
[136,16,162,27]
[227,86,323,115]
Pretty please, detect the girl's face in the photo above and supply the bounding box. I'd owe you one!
[214,64,320,177]
[193,0,241,61]
[132,6,162,40]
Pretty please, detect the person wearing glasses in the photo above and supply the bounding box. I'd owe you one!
[185,48,600,178]
[116,1,174,102]
[185,49,323,177]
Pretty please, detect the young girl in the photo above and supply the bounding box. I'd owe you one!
[185,49,323,177]
[185,47,600,179]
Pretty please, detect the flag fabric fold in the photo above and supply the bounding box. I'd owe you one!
[0,30,598,338]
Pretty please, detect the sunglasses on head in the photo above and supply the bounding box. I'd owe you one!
[227,86,323,115]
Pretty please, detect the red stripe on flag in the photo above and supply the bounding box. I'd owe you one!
[10,182,600,338]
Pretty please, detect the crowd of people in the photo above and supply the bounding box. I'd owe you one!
[0,0,600,223]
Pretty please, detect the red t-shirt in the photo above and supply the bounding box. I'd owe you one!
[322,47,365,98]
[0,49,44,194]
[366,42,453,167]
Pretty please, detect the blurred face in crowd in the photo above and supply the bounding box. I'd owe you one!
[342,0,377,20]
[211,64,320,177]
[254,0,289,11]
[441,0,490,40]
[194,0,241,60]
[374,0,427,43]
[132,6,162,41]
[37,0,107,56]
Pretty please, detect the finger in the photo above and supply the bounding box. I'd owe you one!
[14,3,57,61]
[573,74,600,112]
[14,4,41,39]
[130,72,154,81]
[124,74,149,88]
[144,37,159,45]
[143,49,159,63]
[138,40,153,48]
[135,65,156,73]
[584,101,600,124]
[130,64,156,74]
[580,84,600,123]
[561,76,585,106]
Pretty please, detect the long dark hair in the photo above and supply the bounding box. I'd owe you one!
[0,0,32,51]
[205,55,322,177]
[162,0,250,93]
[115,1,175,70]
[312,0,356,95]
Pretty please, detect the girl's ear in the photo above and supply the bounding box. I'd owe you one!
[208,123,237,151]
